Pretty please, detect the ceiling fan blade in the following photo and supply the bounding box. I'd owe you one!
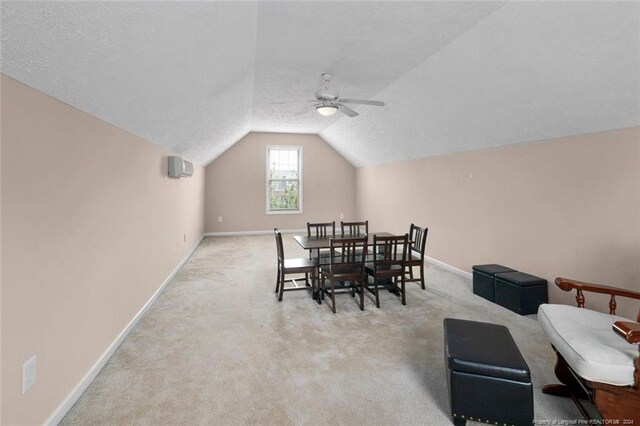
[337,104,359,117]
[339,98,385,107]
[270,100,316,105]
[295,104,318,116]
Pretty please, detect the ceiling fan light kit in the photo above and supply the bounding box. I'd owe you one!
[316,105,338,116]
[294,73,385,118]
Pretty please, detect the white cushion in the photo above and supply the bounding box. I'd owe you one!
[538,304,639,386]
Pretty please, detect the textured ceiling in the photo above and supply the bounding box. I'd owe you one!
[321,1,640,166]
[2,1,638,167]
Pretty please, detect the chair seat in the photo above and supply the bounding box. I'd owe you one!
[320,264,363,277]
[365,262,403,274]
[404,251,422,265]
[391,251,421,264]
[322,254,369,263]
[310,251,331,259]
[537,304,638,386]
[284,257,316,272]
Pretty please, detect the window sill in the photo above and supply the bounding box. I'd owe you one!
[266,210,303,215]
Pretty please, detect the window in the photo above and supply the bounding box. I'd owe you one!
[266,146,302,214]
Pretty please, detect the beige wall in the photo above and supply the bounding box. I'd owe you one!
[356,128,640,319]
[0,72,4,423]
[205,132,356,232]
[1,74,205,424]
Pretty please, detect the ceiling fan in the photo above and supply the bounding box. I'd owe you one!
[294,73,385,118]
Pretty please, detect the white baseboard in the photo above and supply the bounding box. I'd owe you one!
[202,232,472,281]
[45,234,205,426]
[203,231,471,280]
[204,228,306,237]
[425,255,472,279]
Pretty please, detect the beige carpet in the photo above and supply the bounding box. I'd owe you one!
[61,235,582,425]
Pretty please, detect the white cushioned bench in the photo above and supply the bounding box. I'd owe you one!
[538,277,640,422]
[538,304,638,386]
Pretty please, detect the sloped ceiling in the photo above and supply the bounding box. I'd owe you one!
[2,1,638,167]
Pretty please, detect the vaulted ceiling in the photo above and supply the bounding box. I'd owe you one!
[2,1,638,167]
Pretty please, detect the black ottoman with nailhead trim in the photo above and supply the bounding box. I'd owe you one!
[443,318,534,426]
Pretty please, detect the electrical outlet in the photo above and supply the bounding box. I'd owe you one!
[339,213,344,220]
[22,356,36,394]
[217,216,223,223]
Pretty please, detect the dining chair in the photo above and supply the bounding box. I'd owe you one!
[306,221,335,260]
[340,220,369,259]
[307,221,335,238]
[320,236,368,313]
[274,228,318,302]
[340,220,368,237]
[365,234,408,307]
[405,224,429,290]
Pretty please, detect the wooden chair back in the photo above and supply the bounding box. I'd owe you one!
[274,228,284,263]
[307,222,335,238]
[372,234,408,274]
[409,224,428,256]
[329,237,368,274]
[341,220,369,237]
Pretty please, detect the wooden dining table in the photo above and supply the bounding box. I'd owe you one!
[292,232,394,251]
[292,232,396,303]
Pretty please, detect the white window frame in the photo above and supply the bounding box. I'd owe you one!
[265,145,303,215]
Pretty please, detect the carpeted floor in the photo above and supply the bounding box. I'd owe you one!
[61,235,583,425]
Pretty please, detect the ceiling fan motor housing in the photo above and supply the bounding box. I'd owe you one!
[315,89,339,101]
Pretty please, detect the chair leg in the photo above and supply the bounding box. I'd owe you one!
[359,278,365,310]
[313,268,320,304]
[401,275,406,305]
[275,265,280,293]
[419,261,425,290]
[278,269,285,302]
[374,278,380,308]
[543,350,589,400]
[331,278,336,313]
[308,270,314,300]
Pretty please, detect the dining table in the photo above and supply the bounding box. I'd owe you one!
[292,232,394,251]
[292,232,396,303]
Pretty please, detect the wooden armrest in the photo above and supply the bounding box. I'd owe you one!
[613,321,640,345]
[555,277,640,321]
[555,277,640,300]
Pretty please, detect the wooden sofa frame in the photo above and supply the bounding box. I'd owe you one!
[542,277,640,422]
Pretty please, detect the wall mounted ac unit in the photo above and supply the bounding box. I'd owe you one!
[168,156,194,178]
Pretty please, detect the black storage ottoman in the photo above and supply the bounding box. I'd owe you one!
[443,318,533,426]
[495,271,548,315]
[472,264,516,302]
